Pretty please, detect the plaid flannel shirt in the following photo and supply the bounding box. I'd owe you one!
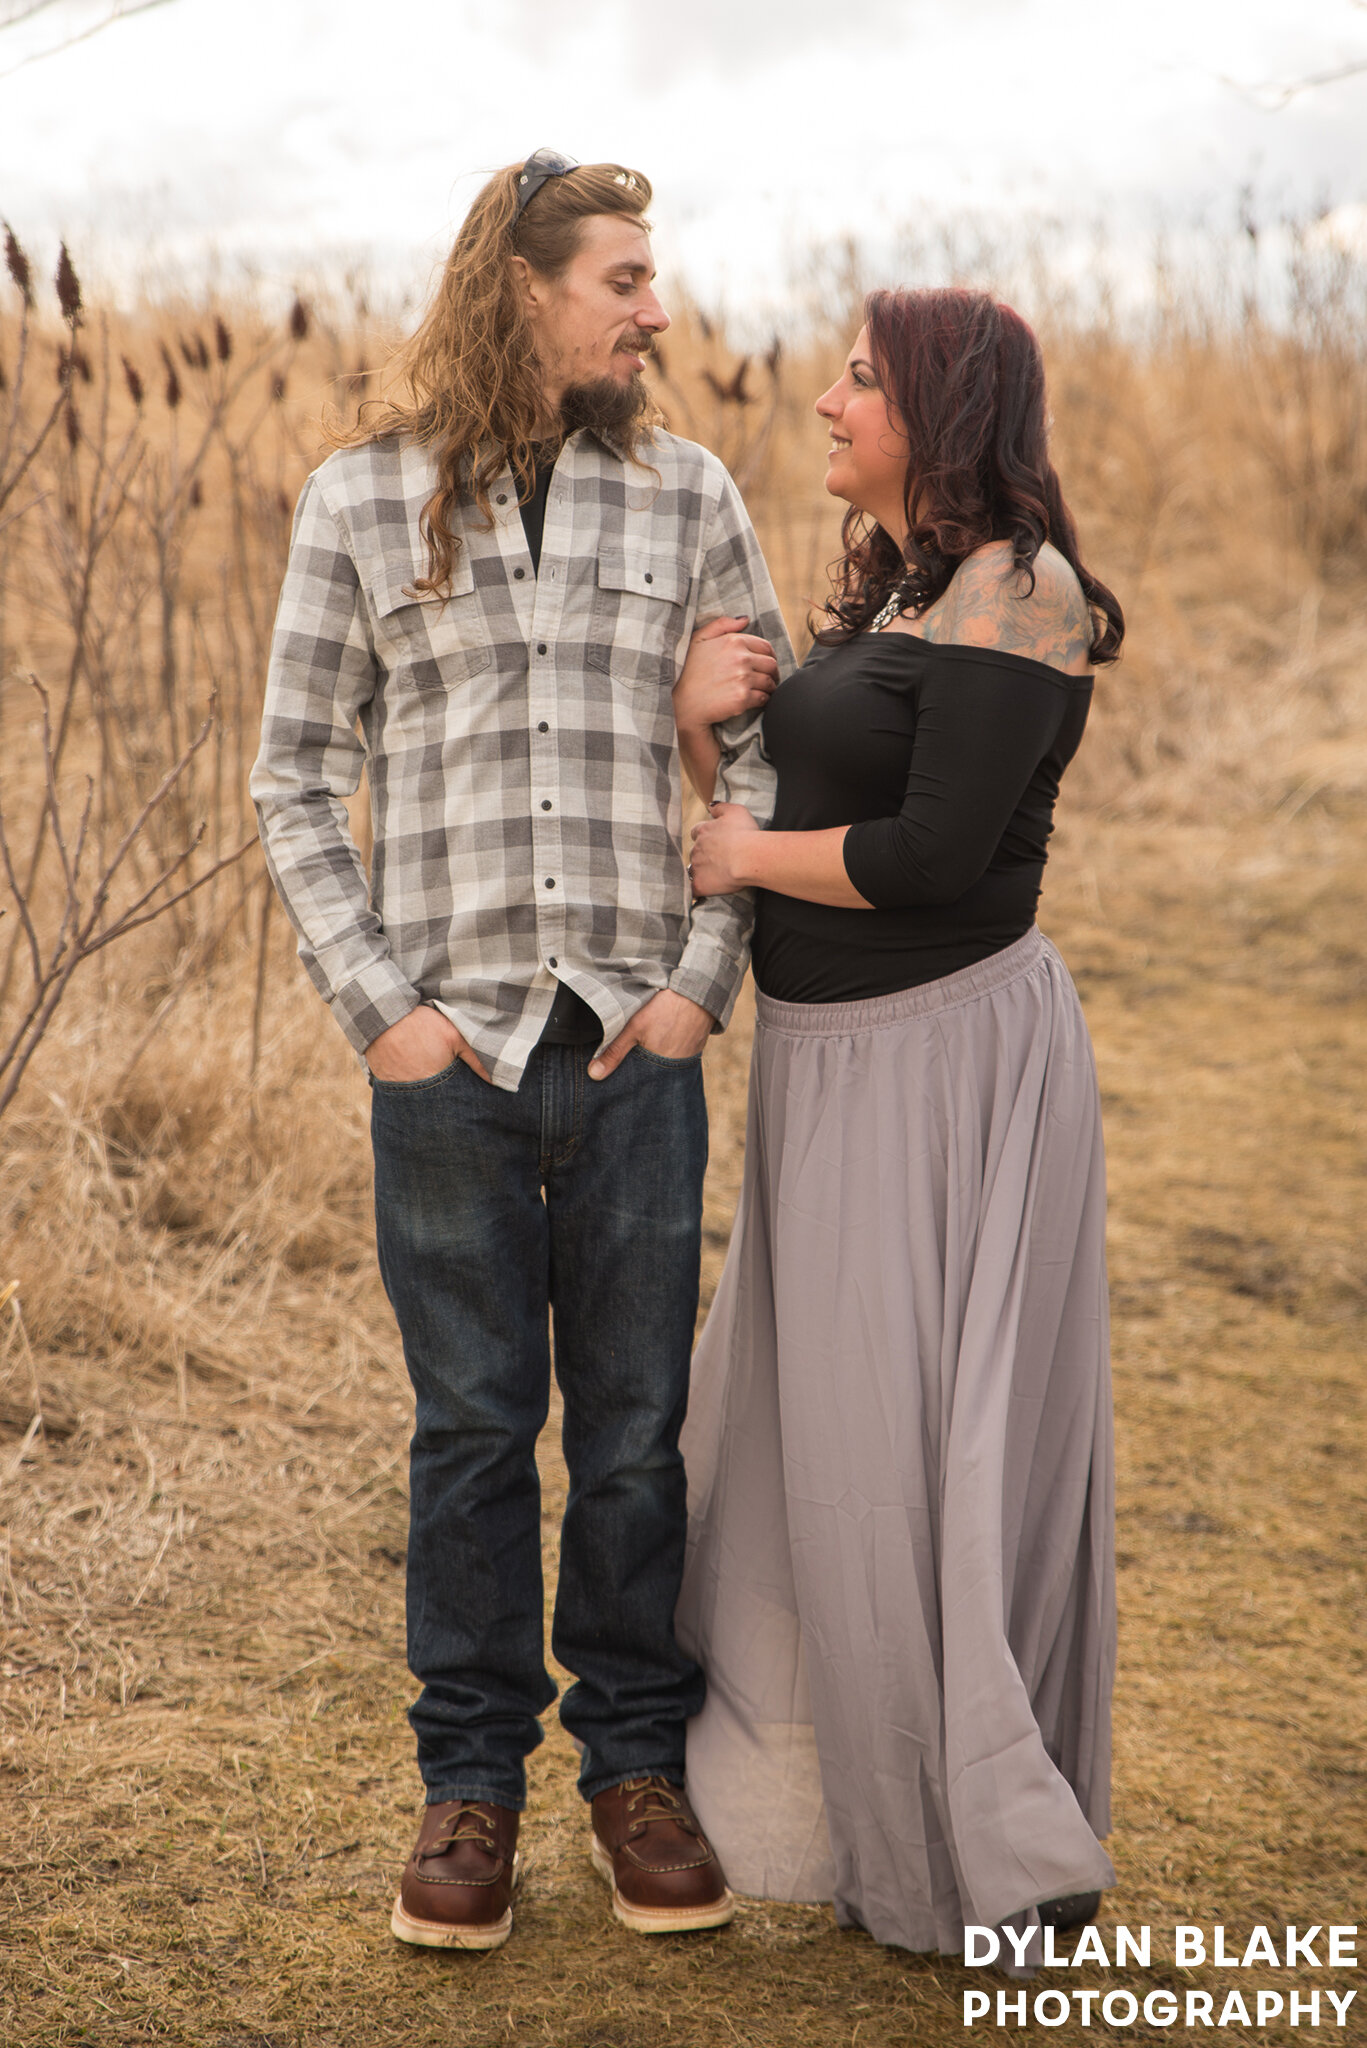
[251,426,792,1091]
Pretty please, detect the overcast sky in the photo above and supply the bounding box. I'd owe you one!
[2,0,1365,313]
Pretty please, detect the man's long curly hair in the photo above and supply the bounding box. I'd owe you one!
[332,159,661,598]
[820,287,1124,663]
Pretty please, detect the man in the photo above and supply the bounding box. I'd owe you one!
[251,151,790,1949]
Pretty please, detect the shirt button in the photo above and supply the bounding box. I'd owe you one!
[544,877,556,888]
[541,799,552,810]
[537,720,549,733]
[537,641,547,655]
[514,566,526,580]
[644,571,654,584]
[496,493,507,505]
[548,956,558,968]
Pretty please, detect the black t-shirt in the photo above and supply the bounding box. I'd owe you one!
[520,446,602,1047]
[750,634,1093,1005]
[517,445,556,576]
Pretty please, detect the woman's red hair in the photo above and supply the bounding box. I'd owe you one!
[821,287,1124,663]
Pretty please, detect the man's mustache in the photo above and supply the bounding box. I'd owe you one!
[616,332,655,357]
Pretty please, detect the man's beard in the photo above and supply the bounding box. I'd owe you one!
[559,344,655,446]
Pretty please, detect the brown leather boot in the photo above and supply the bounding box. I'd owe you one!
[390,1799,520,1950]
[590,1776,735,1933]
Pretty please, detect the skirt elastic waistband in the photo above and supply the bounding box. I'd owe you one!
[754,927,1049,1038]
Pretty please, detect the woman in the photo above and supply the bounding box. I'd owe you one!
[670,288,1123,1957]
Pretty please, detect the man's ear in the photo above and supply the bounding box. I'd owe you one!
[509,253,542,318]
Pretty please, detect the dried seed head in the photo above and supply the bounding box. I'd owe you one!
[275,488,291,519]
[189,477,203,509]
[64,399,79,450]
[57,342,93,384]
[54,243,82,324]
[122,355,144,406]
[765,335,782,377]
[158,343,182,410]
[3,222,33,309]
[288,296,309,341]
[271,372,286,402]
[0,356,8,394]
[214,315,232,363]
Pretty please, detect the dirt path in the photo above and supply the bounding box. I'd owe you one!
[1,816,1363,2047]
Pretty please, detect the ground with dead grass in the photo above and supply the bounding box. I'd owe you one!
[2,809,1364,2048]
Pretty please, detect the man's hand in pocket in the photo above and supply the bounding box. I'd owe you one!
[365,1005,491,1083]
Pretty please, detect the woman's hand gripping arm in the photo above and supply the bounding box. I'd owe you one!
[672,615,780,804]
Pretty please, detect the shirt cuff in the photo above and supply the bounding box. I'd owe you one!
[327,959,424,1054]
[669,938,747,1032]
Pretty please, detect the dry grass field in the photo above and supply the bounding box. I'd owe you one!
[1,232,1364,2044]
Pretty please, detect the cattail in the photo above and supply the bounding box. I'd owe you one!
[275,488,291,519]
[697,310,714,342]
[159,342,182,410]
[765,336,782,377]
[4,222,33,309]
[214,315,232,363]
[702,358,752,406]
[189,477,203,509]
[271,372,286,402]
[648,342,668,378]
[288,295,309,341]
[54,243,82,324]
[57,343,92,385]
[0,356,8,394]
[122,355,144,406]
[179,331,210,372]
[64,400,79,451]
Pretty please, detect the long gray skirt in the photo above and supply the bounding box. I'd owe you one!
[676,927,1116,1952]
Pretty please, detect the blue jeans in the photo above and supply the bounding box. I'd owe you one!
[370,1039,709,1809]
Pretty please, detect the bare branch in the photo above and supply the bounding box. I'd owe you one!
[82,836,257,956]
[1222,51,1367,109]
[0,796,42,989]
[0,0,177,76]
[0,668,257,1118]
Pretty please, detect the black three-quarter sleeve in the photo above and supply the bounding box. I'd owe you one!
[841,650,1077,910]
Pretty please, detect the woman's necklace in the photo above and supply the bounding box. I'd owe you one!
[870,582,914,633]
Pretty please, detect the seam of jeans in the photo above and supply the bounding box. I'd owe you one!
[369,1058,460,1093]
[541,1041,585,1174]
[632,1045,704,1068]
[423,1785,528,1812]
[581,1767,686,1802]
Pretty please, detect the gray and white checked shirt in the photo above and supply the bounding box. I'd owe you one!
[251,426,792,1091]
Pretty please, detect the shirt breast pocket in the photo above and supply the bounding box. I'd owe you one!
[369,552,494,691]
[585,548,686,688]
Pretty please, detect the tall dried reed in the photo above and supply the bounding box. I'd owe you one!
[0,223,1364,1375]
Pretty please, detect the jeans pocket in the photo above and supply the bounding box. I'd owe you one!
[368,1058,461,1092]
[632,1045,704,1069]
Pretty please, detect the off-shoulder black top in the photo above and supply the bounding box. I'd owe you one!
[750,634,1093,1005]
